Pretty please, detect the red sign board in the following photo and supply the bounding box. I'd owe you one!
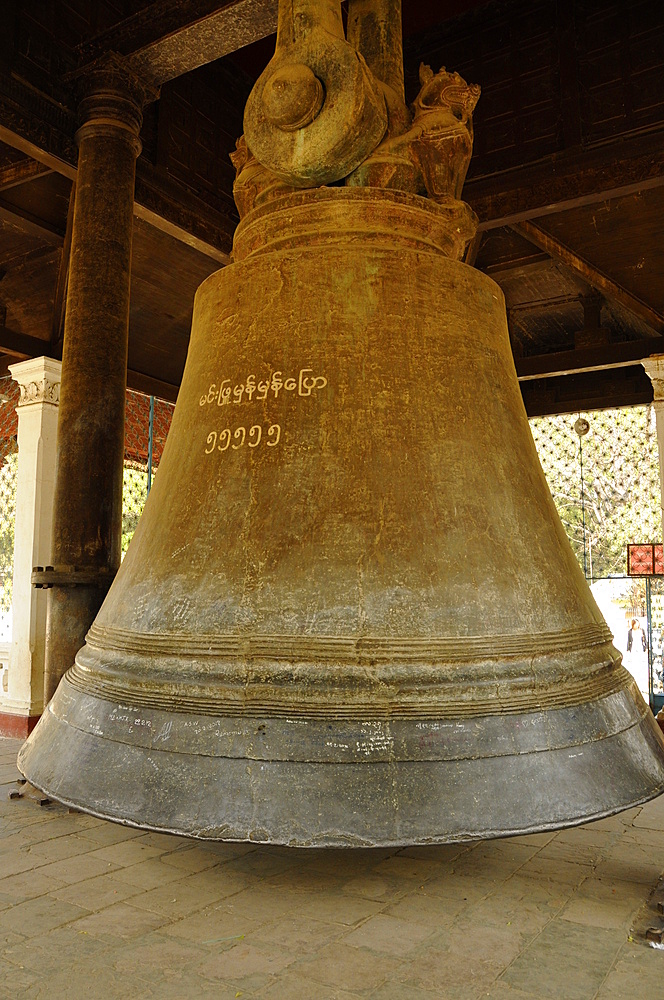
[627,543,664,576]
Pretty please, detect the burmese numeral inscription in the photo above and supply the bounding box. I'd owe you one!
[205,423,281,455]
[199,368,327,407]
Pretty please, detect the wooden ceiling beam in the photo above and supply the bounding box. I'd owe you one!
[464,230,482,267]
[512,220,664,337]
[483,252,550,276]
[0,159,51,192]
[509,292,584,317]
[469,130,664,230]
[0,202,63,246]
[134,164,232,262]
[76,0,231,61]
[521,366,652,418]
[0,244,59,272]
[516,338,664,382]
[78,0,278,87]
[126,368,179,402]
[0,327,54,360]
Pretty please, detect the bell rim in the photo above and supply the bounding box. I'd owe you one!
[36,673,652,762]
[18,679,664,846]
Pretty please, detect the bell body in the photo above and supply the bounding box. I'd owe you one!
[19,189,664,845]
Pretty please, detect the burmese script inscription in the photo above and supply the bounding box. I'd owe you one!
[200,366,328,456]
[205,423,281,454]
[199,368,327,407]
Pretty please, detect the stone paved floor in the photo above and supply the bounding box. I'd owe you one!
[1,737,663,999]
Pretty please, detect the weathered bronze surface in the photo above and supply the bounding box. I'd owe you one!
[20,0,664,844]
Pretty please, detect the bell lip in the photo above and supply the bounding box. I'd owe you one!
[18,680,664,847]
[16,767,664,849]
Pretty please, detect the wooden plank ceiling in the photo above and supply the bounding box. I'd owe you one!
[0,0,662,415]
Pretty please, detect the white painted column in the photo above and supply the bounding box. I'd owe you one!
[0,357,61,733]
[643,355,664,539]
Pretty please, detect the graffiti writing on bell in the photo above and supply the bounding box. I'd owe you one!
[199,369,327,407]
[204,423,281,454]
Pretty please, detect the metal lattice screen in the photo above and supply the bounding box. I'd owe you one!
[0,376,19,642]
[122,390,175,556]
[530,405,661,582]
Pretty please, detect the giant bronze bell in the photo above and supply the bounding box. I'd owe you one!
[20,0,664,845]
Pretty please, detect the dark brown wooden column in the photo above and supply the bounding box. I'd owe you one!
[43,56,156,703]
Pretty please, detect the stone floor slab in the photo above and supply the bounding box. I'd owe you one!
[50,872,143,911]
[34,852,120,884]
[0,736,662,1000]
[368,982,444,1000]
[69,899,170,940]
[0,869,65,902]
[294,940,403,992]
[251,914,346,954]
[594,940,664,998]
[0,894,88,938]
[343,912,436,956]
[500,920,625,1000]
[127,877,229,918]
[197,939,295,981]
[259,971,362,999]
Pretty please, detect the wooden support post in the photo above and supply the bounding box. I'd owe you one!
[43,56,157,704]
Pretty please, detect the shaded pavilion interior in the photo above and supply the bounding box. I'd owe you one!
[1,3,664,994]
[0,0,662,417]
[0,0,663,814]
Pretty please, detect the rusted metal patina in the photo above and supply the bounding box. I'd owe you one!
[20,0,664,845]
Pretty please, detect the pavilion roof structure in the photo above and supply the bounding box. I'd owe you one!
[0,0,663,416]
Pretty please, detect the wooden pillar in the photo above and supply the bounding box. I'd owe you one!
[43,56,156,704]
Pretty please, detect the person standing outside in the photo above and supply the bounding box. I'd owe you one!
[627,618,647,654]
[626,618,648,699]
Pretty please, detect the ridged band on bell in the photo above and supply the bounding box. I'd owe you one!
[19,187,664,844]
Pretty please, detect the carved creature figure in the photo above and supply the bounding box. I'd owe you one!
[233,0,481,257]
[410,64,481,202]
[230,136,294,218]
